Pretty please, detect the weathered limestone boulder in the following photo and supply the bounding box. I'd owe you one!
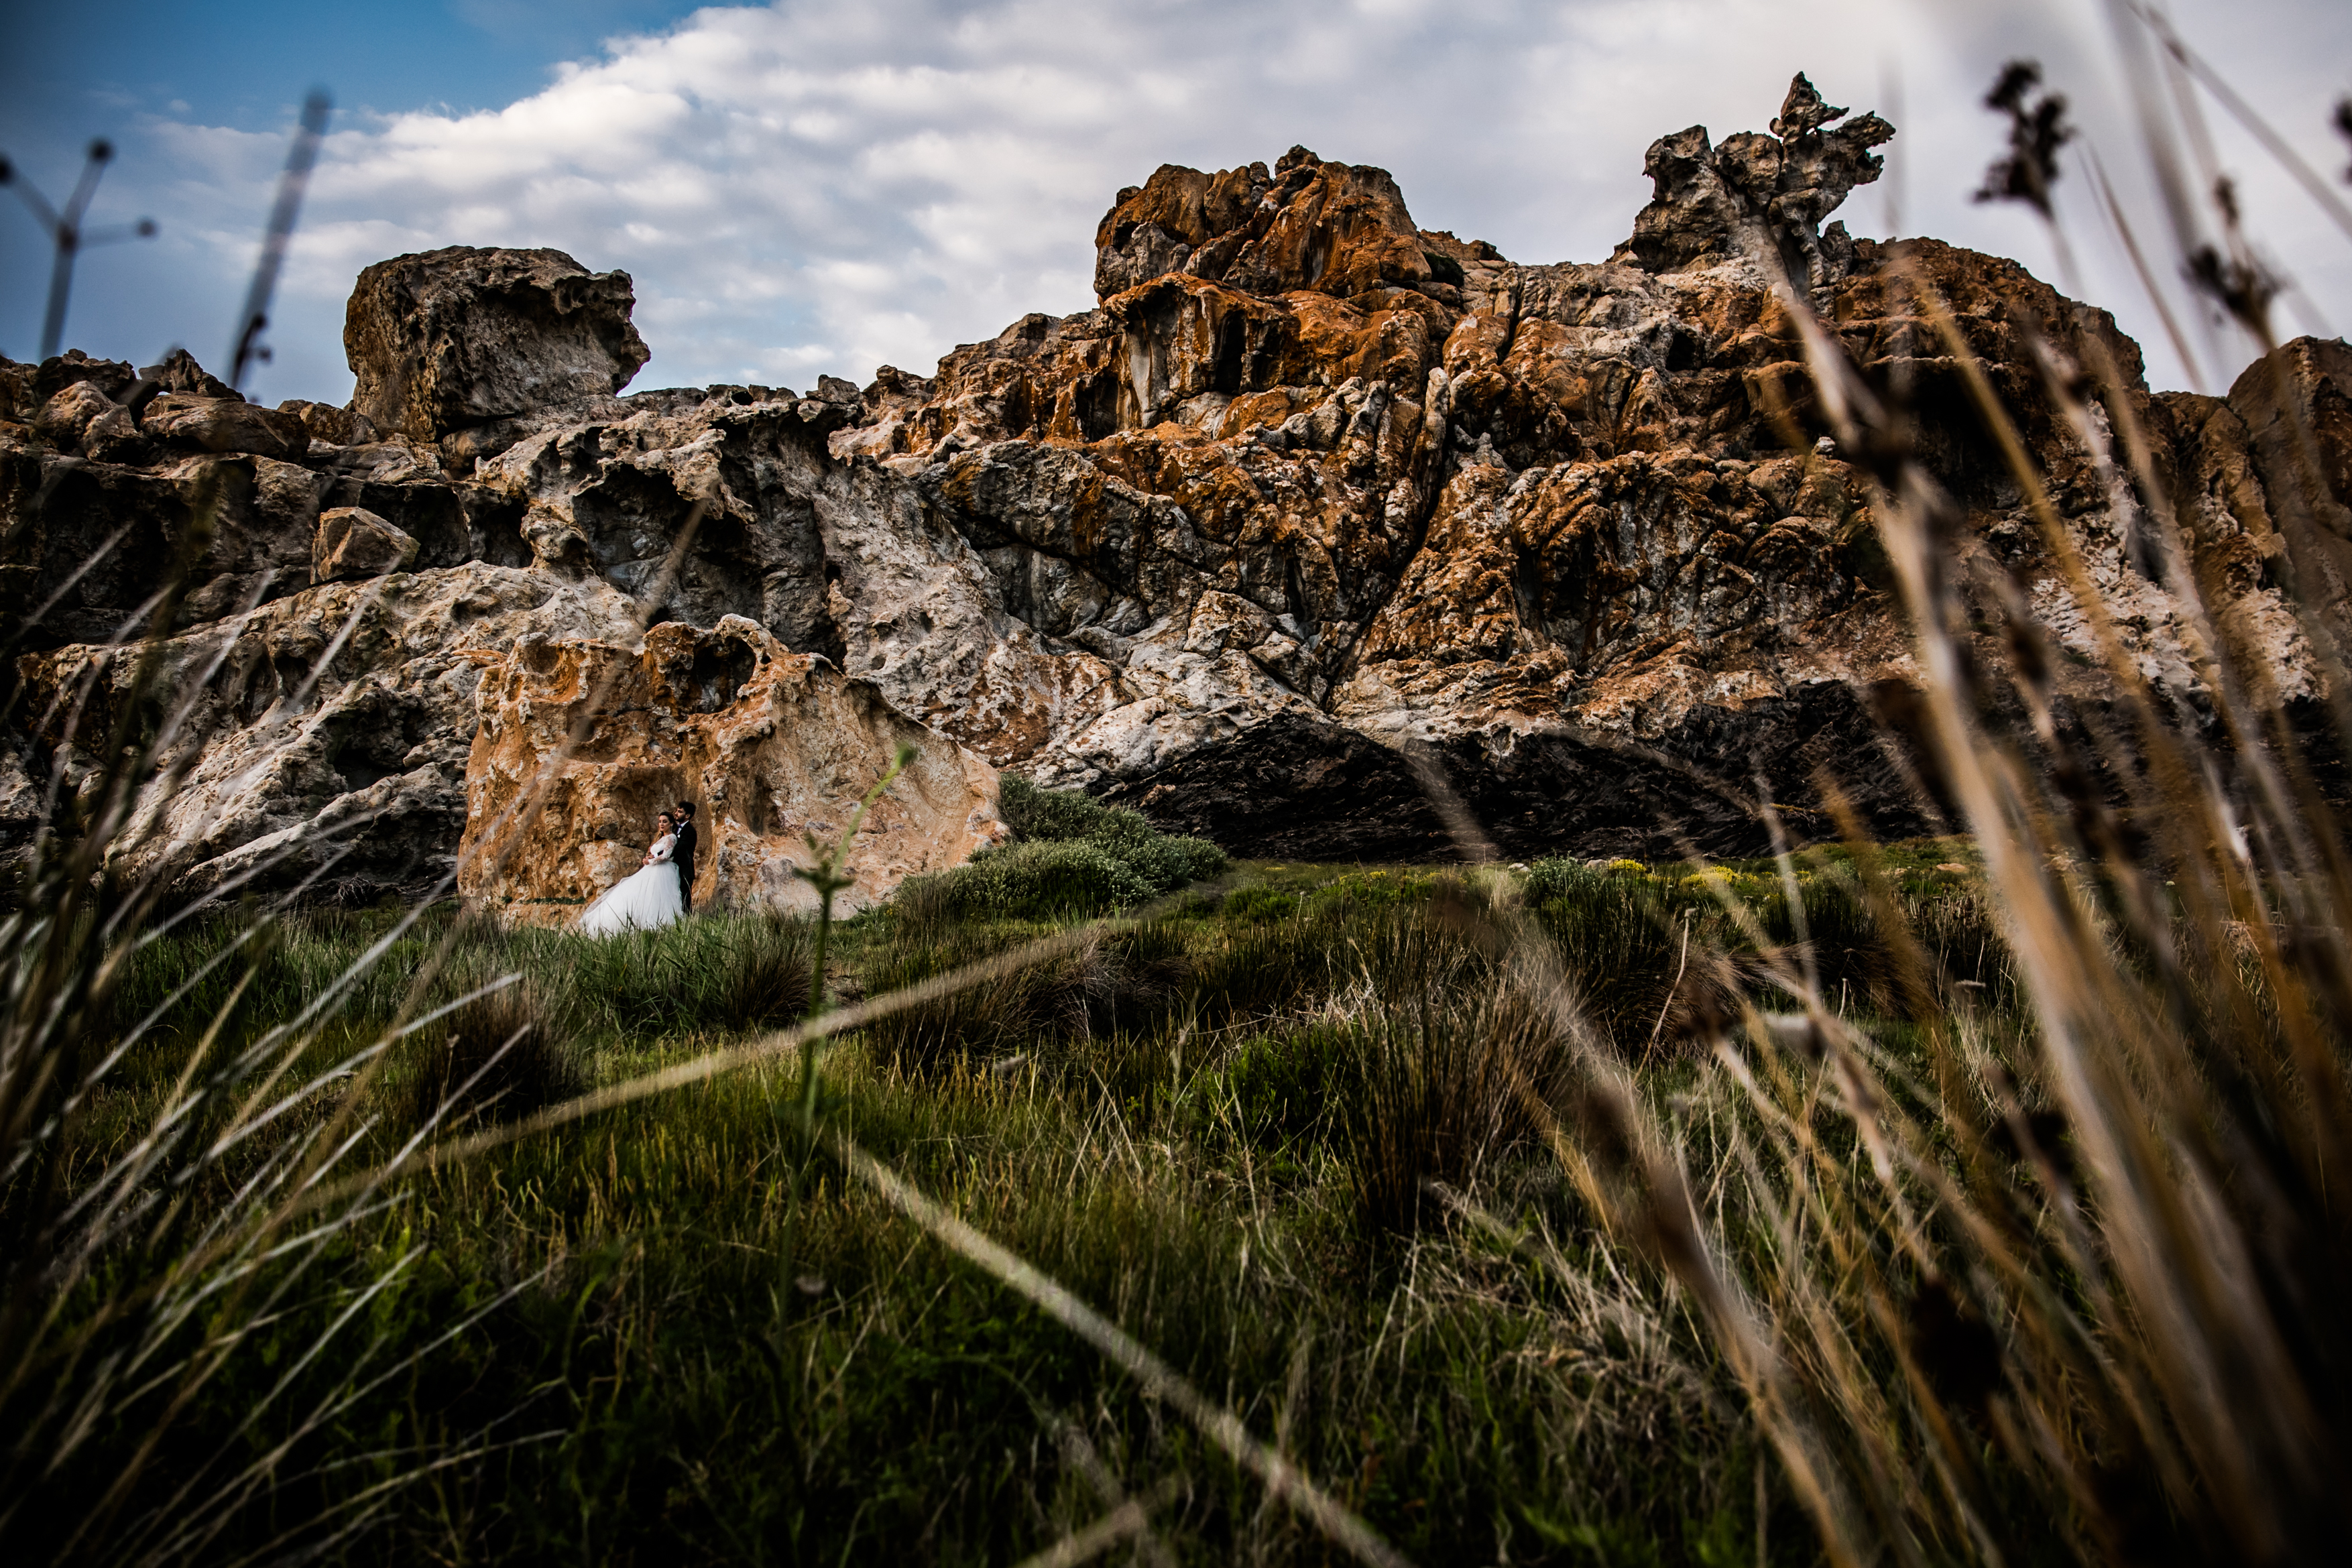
[0,439,329,644]
[792,80,2321,857]
[345,246,652,442]
[1,336,539,656]
[31,380,120,450]
[141,347,239,400]
[280,398,377,446]
[31,349,136,404]
[141,393,310,461]
[1092,145,1442,302]
[457,617,1005,922]
[15,564,643,900]
[82,406,156,466]
[2206,338,2352,654]
[313,505,420,583]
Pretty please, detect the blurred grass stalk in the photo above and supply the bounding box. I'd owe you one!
[1503,32,2352,1564]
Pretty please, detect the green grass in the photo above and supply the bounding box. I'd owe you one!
[15,847,2005,1565]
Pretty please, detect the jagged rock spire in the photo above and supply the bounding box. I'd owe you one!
[1616,71,1895,290]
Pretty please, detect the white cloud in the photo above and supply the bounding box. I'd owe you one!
[32,0,2352,402]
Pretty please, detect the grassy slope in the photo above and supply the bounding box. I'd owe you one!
[34,841,2015,1566]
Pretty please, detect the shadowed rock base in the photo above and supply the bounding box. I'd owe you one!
[1100,682,1942,862]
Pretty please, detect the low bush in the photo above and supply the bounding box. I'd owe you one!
[1521,856,1598,906]
[1183,912,1342,1024]
[900,839,1157,922]
[530,912,812,1038]
[1306,867,1438,914]
[1338,988,1566,1244]
[902,777,1227,919]
[1222,1027,1348,1150]
[1219,884,1299,923]
[996,773,1109,841]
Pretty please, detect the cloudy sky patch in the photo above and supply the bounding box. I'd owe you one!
[3,0,2345,405]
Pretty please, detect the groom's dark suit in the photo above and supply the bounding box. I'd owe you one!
[674,817,698,913]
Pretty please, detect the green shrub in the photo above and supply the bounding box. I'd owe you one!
[861,920,1192,1069]
[1075,806,1226,888]
[902,839,1155,921]
[1220,885,1298,923]
[396,979,583,1132]
[1306,868,1435,913]
[1338,986,1567,1246]
[996,772,1110,841]
[1181,913,1340,1023]
[1522,856,1598,905]
[1223,1027,1347,1148]
[502,912,811,1040]
[904,777,1227,918]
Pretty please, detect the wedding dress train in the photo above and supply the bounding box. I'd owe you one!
[577,833,685,936]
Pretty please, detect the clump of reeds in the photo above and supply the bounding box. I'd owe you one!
[860,916,1192,1069]
[527,912,813,1038]
[396,979,580,1130]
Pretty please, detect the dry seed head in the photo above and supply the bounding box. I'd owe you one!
[2184,243,2281,333]
[1975,59,2074,219]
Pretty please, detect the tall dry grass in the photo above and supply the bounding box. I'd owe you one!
[1442,25,2352,1563]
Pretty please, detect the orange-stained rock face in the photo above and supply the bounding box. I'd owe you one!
[12,563,646,901]
[790,84,2328,858]
[6,72,2345,893]
[1092,147,1438,302]
[457,617,1005,922]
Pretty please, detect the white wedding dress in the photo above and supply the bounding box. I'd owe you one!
[577,833,685,936]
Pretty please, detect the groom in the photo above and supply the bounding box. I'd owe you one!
[673,800,699,914]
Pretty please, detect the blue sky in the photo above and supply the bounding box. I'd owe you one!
[4,1,2346,406]
[0,3,717,133]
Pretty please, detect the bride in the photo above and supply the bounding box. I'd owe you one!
[577,811,685,936]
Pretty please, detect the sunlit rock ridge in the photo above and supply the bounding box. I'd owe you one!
[4,74,2346,902]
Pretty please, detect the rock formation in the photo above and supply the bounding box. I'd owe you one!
[5,73,2349,906]
[1618,72,1893,290]
[312,505,419,583]
[15,564,644,899]
[345,246,650,442]
[457,618,1006,922]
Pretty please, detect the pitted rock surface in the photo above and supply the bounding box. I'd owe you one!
[313,505,420,583]
[32,380,121,450]
[457,617,1006,922]
[4,73,2346,903]
[142,394,310,461]
[1618,72,1893,289]
[13,564,644,900]
[345,245,651,442]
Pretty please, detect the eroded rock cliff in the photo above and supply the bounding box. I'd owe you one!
[457,618,1005,922]
[5,74,2346,904]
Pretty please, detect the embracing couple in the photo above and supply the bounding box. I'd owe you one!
[576,800,699,936]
